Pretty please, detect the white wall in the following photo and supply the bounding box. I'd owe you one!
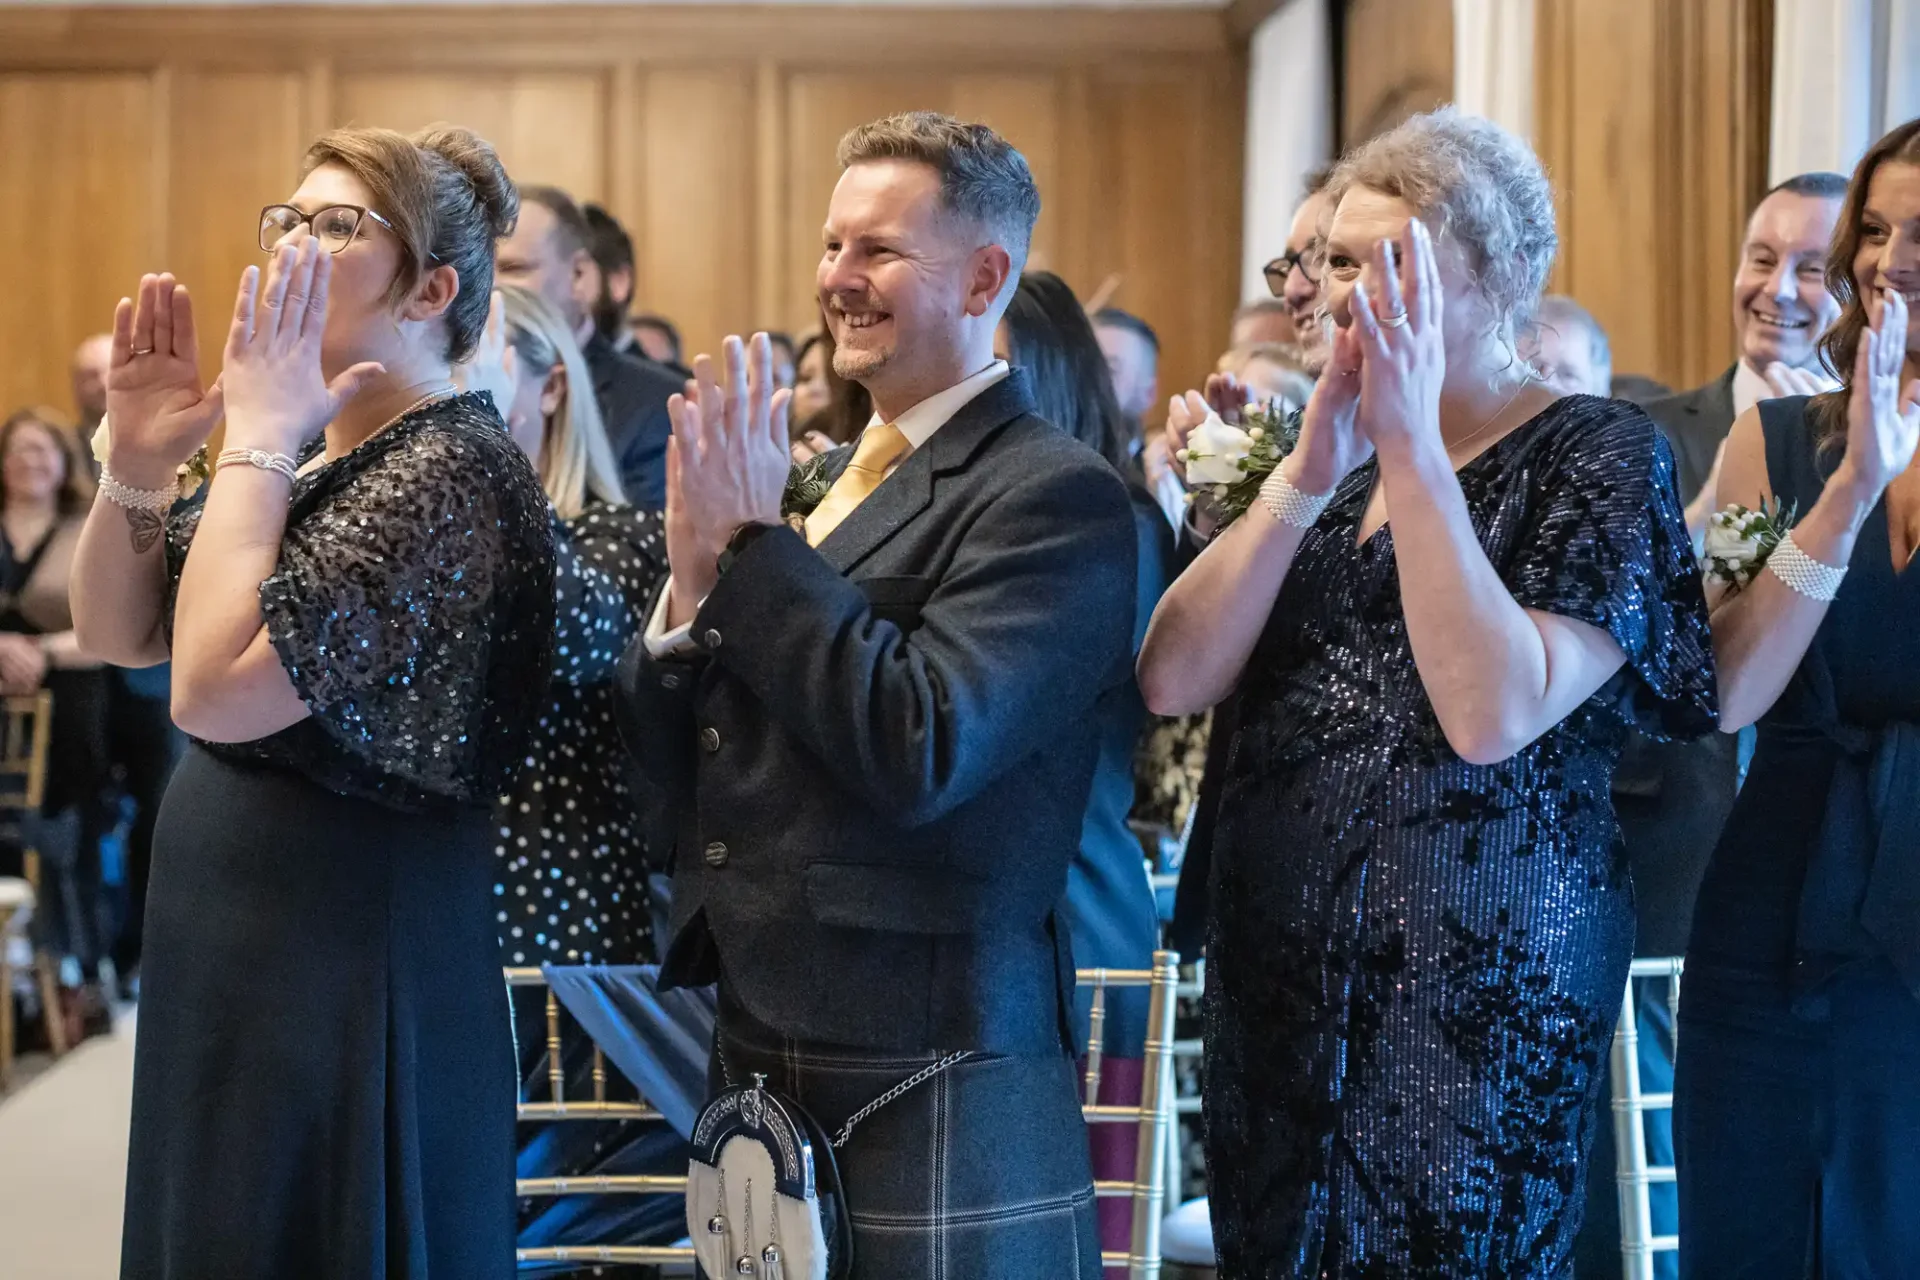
[1240,0,1334,301]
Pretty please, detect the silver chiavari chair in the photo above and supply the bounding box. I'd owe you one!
[1610,956,1684,1280]
[1079,948,1182,1280]
[503,966,696,1272]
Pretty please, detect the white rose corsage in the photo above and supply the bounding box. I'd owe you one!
[1702,497,1797,594]
[91,417,212,501]
[1176,401,1301,524]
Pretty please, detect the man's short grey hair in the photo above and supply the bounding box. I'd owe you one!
[1533,294,1612,382]
[1326,106,1557,338]
[837,111,1041,274]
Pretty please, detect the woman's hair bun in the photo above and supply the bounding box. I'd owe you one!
[414,124,519,240]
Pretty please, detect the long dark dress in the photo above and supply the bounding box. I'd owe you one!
[122,395,554,1280]
[1674,396,1920,1277]
[495,501,666,966]
[1204,396,1715,1277]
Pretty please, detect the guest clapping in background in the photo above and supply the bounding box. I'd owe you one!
[471,284,668,966]
[1675,117,1920,1278]
[997,270,1173,1259]
[0,407,115,1014]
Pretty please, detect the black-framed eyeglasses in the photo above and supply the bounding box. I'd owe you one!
[1262,245,1321,296]
[258,203,404,256]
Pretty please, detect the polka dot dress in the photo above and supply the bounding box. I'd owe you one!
[494,501,667,966]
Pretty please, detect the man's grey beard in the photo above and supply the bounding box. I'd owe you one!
[1297,309,1332,377]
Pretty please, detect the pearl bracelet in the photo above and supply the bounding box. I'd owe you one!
[216,447,299,483]
[1766,531,1847,602]
[1257,465,1334,530]
[98,466,179,513]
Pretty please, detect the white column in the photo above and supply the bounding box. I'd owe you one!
[1885,0,1920,138]
[1770,0,1877,182]
[1241,0,1334,301]
[1451,0,1536,140]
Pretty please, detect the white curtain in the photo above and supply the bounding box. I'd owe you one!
[1241,0,1334,301]
[1771,0,1920,183]
[1451,0,1536,141]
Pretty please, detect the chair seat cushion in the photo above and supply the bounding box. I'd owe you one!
[1161,1196,1215,1264]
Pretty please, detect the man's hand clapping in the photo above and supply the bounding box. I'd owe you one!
[664,333,794,626]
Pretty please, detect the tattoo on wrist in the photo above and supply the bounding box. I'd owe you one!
[124,506,163,554]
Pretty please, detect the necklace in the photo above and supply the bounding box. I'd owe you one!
[315,383,458,467]
[1441,376,1533,460]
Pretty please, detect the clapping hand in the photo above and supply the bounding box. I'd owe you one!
[1838,289,1920,498]
[106,274,226,490]
[220,240,385,455]
[0,635,46,695]
[1764,361,1842,399]
[1286,322,1369,494]
[1163,372,1252,484]
[453,289,518,421]
[1349,218,1446,457]
[664,333,794,621]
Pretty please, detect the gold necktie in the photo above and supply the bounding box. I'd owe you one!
[804,423,912,546]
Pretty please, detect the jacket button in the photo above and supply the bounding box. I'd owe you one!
[661,672,682,690]
[700,726,721,753]
[703,628,723,649]
[703,841,729,867]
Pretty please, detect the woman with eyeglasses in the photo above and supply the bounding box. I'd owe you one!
[71,126,554,1279]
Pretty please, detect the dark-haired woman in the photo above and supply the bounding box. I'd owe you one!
[997,270,1175,1256]
[73,126,553,1279]
[1675,118,1920,1277]
[0,408,115,1006]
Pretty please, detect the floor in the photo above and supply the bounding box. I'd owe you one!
[0,1012,134,1280]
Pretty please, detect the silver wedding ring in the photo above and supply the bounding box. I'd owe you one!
[1378,311,1409,329]
[130,346,155,356]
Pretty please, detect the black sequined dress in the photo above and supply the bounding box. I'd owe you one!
[1203,397,1715,1277]
[121,395,554,1280]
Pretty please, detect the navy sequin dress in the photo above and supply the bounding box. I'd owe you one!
[1203,396,1715,1277]
[122,395,554,1280]
[495,502,667,966]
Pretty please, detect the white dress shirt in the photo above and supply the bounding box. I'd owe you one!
[643,360,1011,656]
[1732,360,1771,421]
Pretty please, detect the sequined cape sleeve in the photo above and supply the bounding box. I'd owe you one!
[256,418,555,800]
[1505,398,1718,740]
[550,503,666,687]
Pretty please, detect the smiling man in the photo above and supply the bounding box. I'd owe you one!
[1645,172,1847,511]
[621,111,1134,1278]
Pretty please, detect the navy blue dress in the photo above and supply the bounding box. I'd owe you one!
[1204,397,1715,1277]
[122,396,554,1279]
[1675,395,1920,1277]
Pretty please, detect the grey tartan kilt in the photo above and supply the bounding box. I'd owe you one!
[707,990,1102,1280]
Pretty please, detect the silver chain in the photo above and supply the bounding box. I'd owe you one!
[718,1036,974,1150]
[828,1050,973,1149]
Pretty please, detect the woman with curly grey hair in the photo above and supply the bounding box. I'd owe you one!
[1139,107,1717,1274]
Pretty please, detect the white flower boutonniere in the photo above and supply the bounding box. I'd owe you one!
[1703,497,1796,594]
[1175,401,1302,524]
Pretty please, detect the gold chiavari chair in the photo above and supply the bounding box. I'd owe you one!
[1610,957,1684,1280]
[1079,948,1182,1280]
[0,691,64,1089]
[503,966,697,1271]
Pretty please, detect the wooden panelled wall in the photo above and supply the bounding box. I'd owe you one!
[1536,0,1773,392]
[0,5,1245,420]
[1338,0,1771,393]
